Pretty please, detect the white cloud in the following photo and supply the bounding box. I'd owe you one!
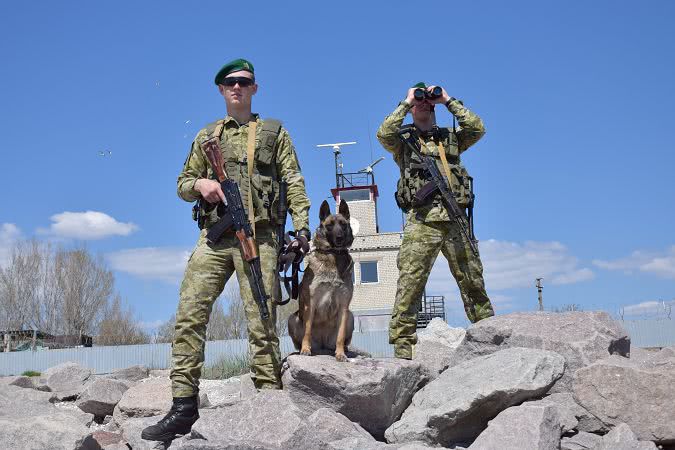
[480,239,594,290]
[139,319,166,330]
[107,247,191,284]
[0,223,22,267]
[40,211,138,240]
[593,245,675,279]
[425,238,593,311]
[620,299,675,318]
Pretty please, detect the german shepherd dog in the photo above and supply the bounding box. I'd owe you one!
[288,200,355,362]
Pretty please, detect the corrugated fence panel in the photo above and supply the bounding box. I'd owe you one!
[0,321,671,376]
[621,319,675,348]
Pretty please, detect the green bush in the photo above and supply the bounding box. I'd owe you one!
[202,353,250,380]
[21,370,41,377]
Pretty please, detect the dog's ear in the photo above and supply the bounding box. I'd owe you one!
[319,200,332,222]
[338,199,350,220]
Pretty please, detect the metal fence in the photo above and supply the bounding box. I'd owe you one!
[0,320,673,377]
[0,330,393,376]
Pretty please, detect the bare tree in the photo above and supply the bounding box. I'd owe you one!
[206,298,229,341]
[54,247,113,337]
[552,304,583,313]
[221,285,248,340]
[155,314,176,344]
[96,295,150,345]
[0,240,44,330]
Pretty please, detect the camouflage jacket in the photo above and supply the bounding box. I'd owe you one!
[178,114,310,232]
[376,99,485,222]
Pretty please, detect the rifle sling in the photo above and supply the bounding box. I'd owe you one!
[247,121,257,237]
[420,137,454,191]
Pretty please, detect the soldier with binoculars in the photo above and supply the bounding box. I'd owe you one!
[377,82,495,360]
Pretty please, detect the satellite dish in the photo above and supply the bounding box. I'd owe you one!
[358,156,385,174]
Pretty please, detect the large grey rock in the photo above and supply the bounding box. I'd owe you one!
[468,403,564,450]
[180,390,325,449]
[105,364,149,382]
[199,378,241,408]
[8,375,36,389]
[0,384,92,449]
[522,394,578,433]
[42,361,93,400]
[239,372,258,401]
[592,423,658,450]
[450,311,629,393]
[524,392,606,433]
[414,318,466,378]
[77,378,130,417]
[560,431,602,450]
[113,376,207,424]
[282,354,429,439]
[573,354,675,444]
[385,347,565,447]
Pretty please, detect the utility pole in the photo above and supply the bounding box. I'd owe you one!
[536,278,544,311]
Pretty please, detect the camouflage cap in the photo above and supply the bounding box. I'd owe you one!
[214,58,255,85]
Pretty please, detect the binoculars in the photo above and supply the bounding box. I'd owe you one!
[414,86,443,101]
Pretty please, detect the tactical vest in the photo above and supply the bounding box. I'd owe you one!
[394,125,473,211]
[194,118,283,229]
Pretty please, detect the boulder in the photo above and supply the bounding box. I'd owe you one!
[105,365,149,383]
[560,431,602,450]
[573,354,675,444]
[523,392,606,433]
[77,378,130,417]
[199,378,241,408]
[414,318,466,377]
[0,384,92,449]
[385,347,565,447]
[282,354,429,439]
[468,404,564,450]
[125,390,324,450]
[42,361,93,400]
[449,311,629,393]
[8,375,37,389]
[239,372,258,401]
[591,423,658,450]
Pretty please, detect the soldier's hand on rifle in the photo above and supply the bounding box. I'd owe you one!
[428,86,451,105]
[195,179,226,204]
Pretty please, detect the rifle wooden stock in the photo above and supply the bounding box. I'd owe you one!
[202,137,227,182]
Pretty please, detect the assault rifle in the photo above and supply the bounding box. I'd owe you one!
[200,137,270,320]
[398,125,479,256]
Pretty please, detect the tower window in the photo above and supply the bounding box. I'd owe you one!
[340,189,370,202]
[360,261,379,283]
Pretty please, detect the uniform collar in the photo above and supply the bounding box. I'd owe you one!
[223,113,260,128]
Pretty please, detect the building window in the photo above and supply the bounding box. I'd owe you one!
[360,261,378,283]
[340,189,370,202]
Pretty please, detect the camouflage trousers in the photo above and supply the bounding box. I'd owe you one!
[171,225,281,397]
[389,214,494,359]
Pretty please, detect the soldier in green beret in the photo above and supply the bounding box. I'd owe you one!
[142,58,311,441]
[377,82,495,360]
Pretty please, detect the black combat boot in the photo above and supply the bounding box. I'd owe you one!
[141,396,199,441]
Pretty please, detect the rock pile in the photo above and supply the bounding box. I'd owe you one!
[0,312,672,449]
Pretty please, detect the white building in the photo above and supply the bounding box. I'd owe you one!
[331,173,402,332]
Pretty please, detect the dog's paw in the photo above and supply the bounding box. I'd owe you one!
[300,347,312,356]
[335,353,349,362]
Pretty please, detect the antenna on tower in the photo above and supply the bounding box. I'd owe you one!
[358,156,385,185]
[316,141,357,188]
[535,278,544,311]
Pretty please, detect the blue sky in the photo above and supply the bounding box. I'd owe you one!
[1,1,674,329]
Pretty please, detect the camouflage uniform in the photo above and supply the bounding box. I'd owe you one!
[377,99,494,359]
[173,114,310,394]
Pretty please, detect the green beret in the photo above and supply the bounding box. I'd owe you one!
[412,82,427,89]
[214,58,255,85]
